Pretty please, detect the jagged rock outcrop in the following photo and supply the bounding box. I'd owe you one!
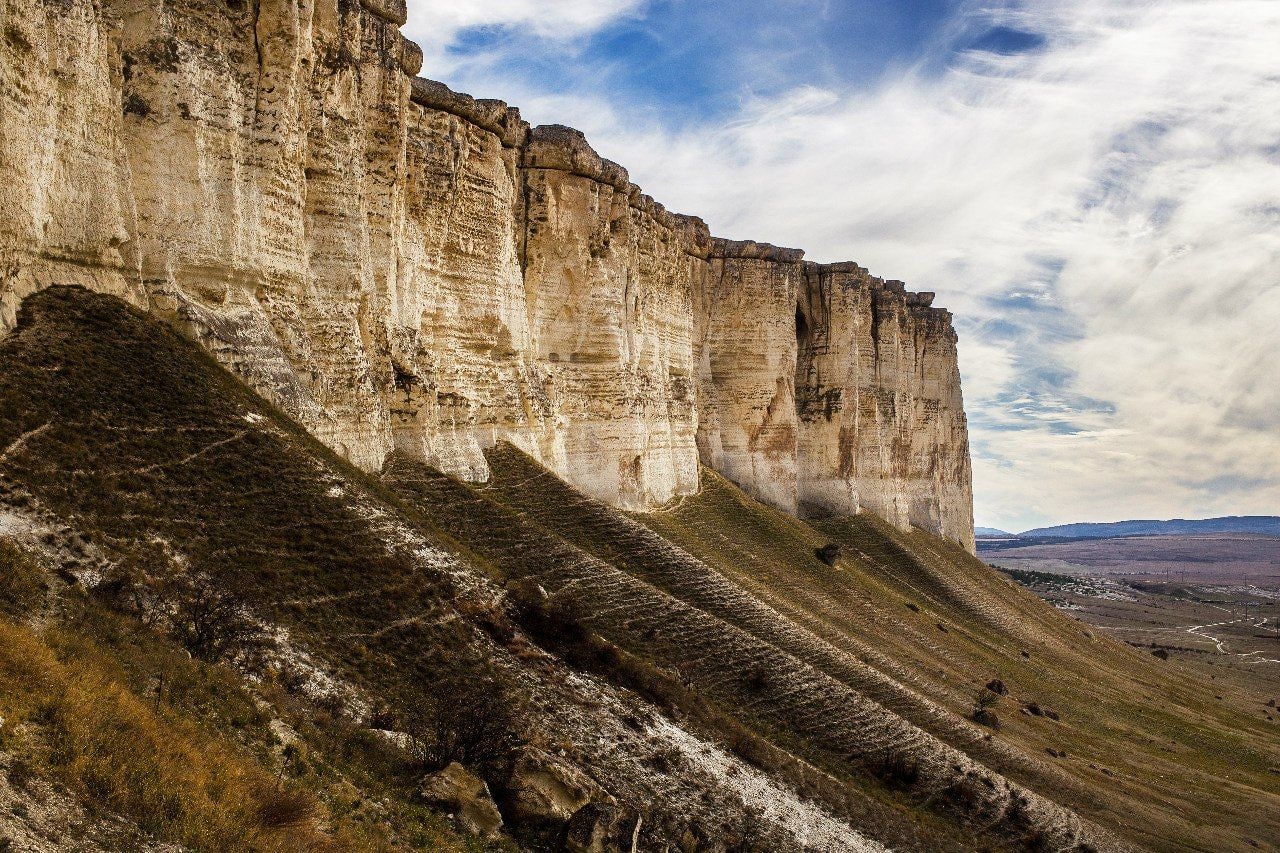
[0,0,972,548]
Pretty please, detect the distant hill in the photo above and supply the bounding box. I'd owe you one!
[974,526,1014,538]
[1018,515,1280,538]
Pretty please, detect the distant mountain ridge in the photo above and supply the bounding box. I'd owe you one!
[1018,515,1280,539]
[974,526,1014,538]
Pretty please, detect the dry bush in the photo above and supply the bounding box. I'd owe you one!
[254,784,318,830]
[401,655,528,780]
[101,552,269,666]
[871,750,921,790]
[168,577,268,664]
[814,544,842,566]
[975,688,1001,710]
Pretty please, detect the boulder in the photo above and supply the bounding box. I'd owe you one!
[507,748,607,834]
[417,762,504,838]
[562,801,630,853]
[972,708,1000,730]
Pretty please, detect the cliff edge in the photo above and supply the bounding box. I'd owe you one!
[0,0,973,551]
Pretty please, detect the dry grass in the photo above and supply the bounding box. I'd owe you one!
[0,288,520,853]
[0,539,46,619]
[639,467,1280,852]
[5,286,1276,851]
[0,618,327,851]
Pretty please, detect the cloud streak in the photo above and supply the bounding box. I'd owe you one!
[403,0,645,71]
[411,0,1280,531]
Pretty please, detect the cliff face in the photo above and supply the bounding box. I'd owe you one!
[695,246,974,550]
[0,0,972,549]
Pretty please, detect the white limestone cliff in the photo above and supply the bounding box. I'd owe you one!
[0,0,973,550]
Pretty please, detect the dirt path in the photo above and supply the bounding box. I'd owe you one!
[1103,602,1280,664]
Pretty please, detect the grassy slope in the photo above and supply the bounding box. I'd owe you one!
[2,286,1275,851]
[0,549,488,853]
[390,445,1142,851]
[0,286,905,853]
[380,453,975,852]
[0,287,508,851]
[638,469,1280,852]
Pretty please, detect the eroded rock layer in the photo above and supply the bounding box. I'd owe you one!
[0,0,972,548]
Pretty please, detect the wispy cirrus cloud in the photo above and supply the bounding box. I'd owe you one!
[409,0,1280,531]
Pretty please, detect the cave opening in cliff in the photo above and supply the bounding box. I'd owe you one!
[795,305,809,344]
[795,304,814,417]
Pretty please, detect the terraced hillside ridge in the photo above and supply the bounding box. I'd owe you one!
[384,446,1280,852]
[0,287,892,852]
[640,481,1280,851]
[1,0,973,550]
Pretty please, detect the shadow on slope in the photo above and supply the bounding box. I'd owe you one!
[0,287,883,852]
[394,444,1279,853]
[642,469,1280,852]
[384,447,1121,852]
[3,287,1273,852]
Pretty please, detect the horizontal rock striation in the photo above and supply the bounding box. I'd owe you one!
[0,0,972,548]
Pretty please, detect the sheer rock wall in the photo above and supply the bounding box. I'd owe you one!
[0,0,972,548]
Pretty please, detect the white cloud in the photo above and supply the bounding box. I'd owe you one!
[404,0,644,70]
[415,0,1280,532]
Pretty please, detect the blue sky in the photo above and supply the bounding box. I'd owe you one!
[442,1,967,124]
[406,0,1280,532]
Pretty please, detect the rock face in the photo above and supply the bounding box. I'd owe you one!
[417,762,504,838]
[0,0,973,550]
[696,246,973,549]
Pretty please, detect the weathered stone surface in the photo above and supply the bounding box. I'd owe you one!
[408,77,527,147]
[521,132,701,510]
[417,762,504,838]
[525,125,630,189]
[506,748,604,832]
[0,0,144,327]
[795,264,974,551]
[695,249,972,550]
[0,0,974,549]
[695,240,805,514]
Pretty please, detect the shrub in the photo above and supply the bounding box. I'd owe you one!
[254,783,318,830]
[814,544,841,566]
[975,688,1001,709]
[972,708,1000,730]
[101,554,269,666]
[402,655,528,779]
[744,664,771,692]
[169,578,268,664]
[944,774,983,810]
[872,750,920,790]
[645,746,683,774]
